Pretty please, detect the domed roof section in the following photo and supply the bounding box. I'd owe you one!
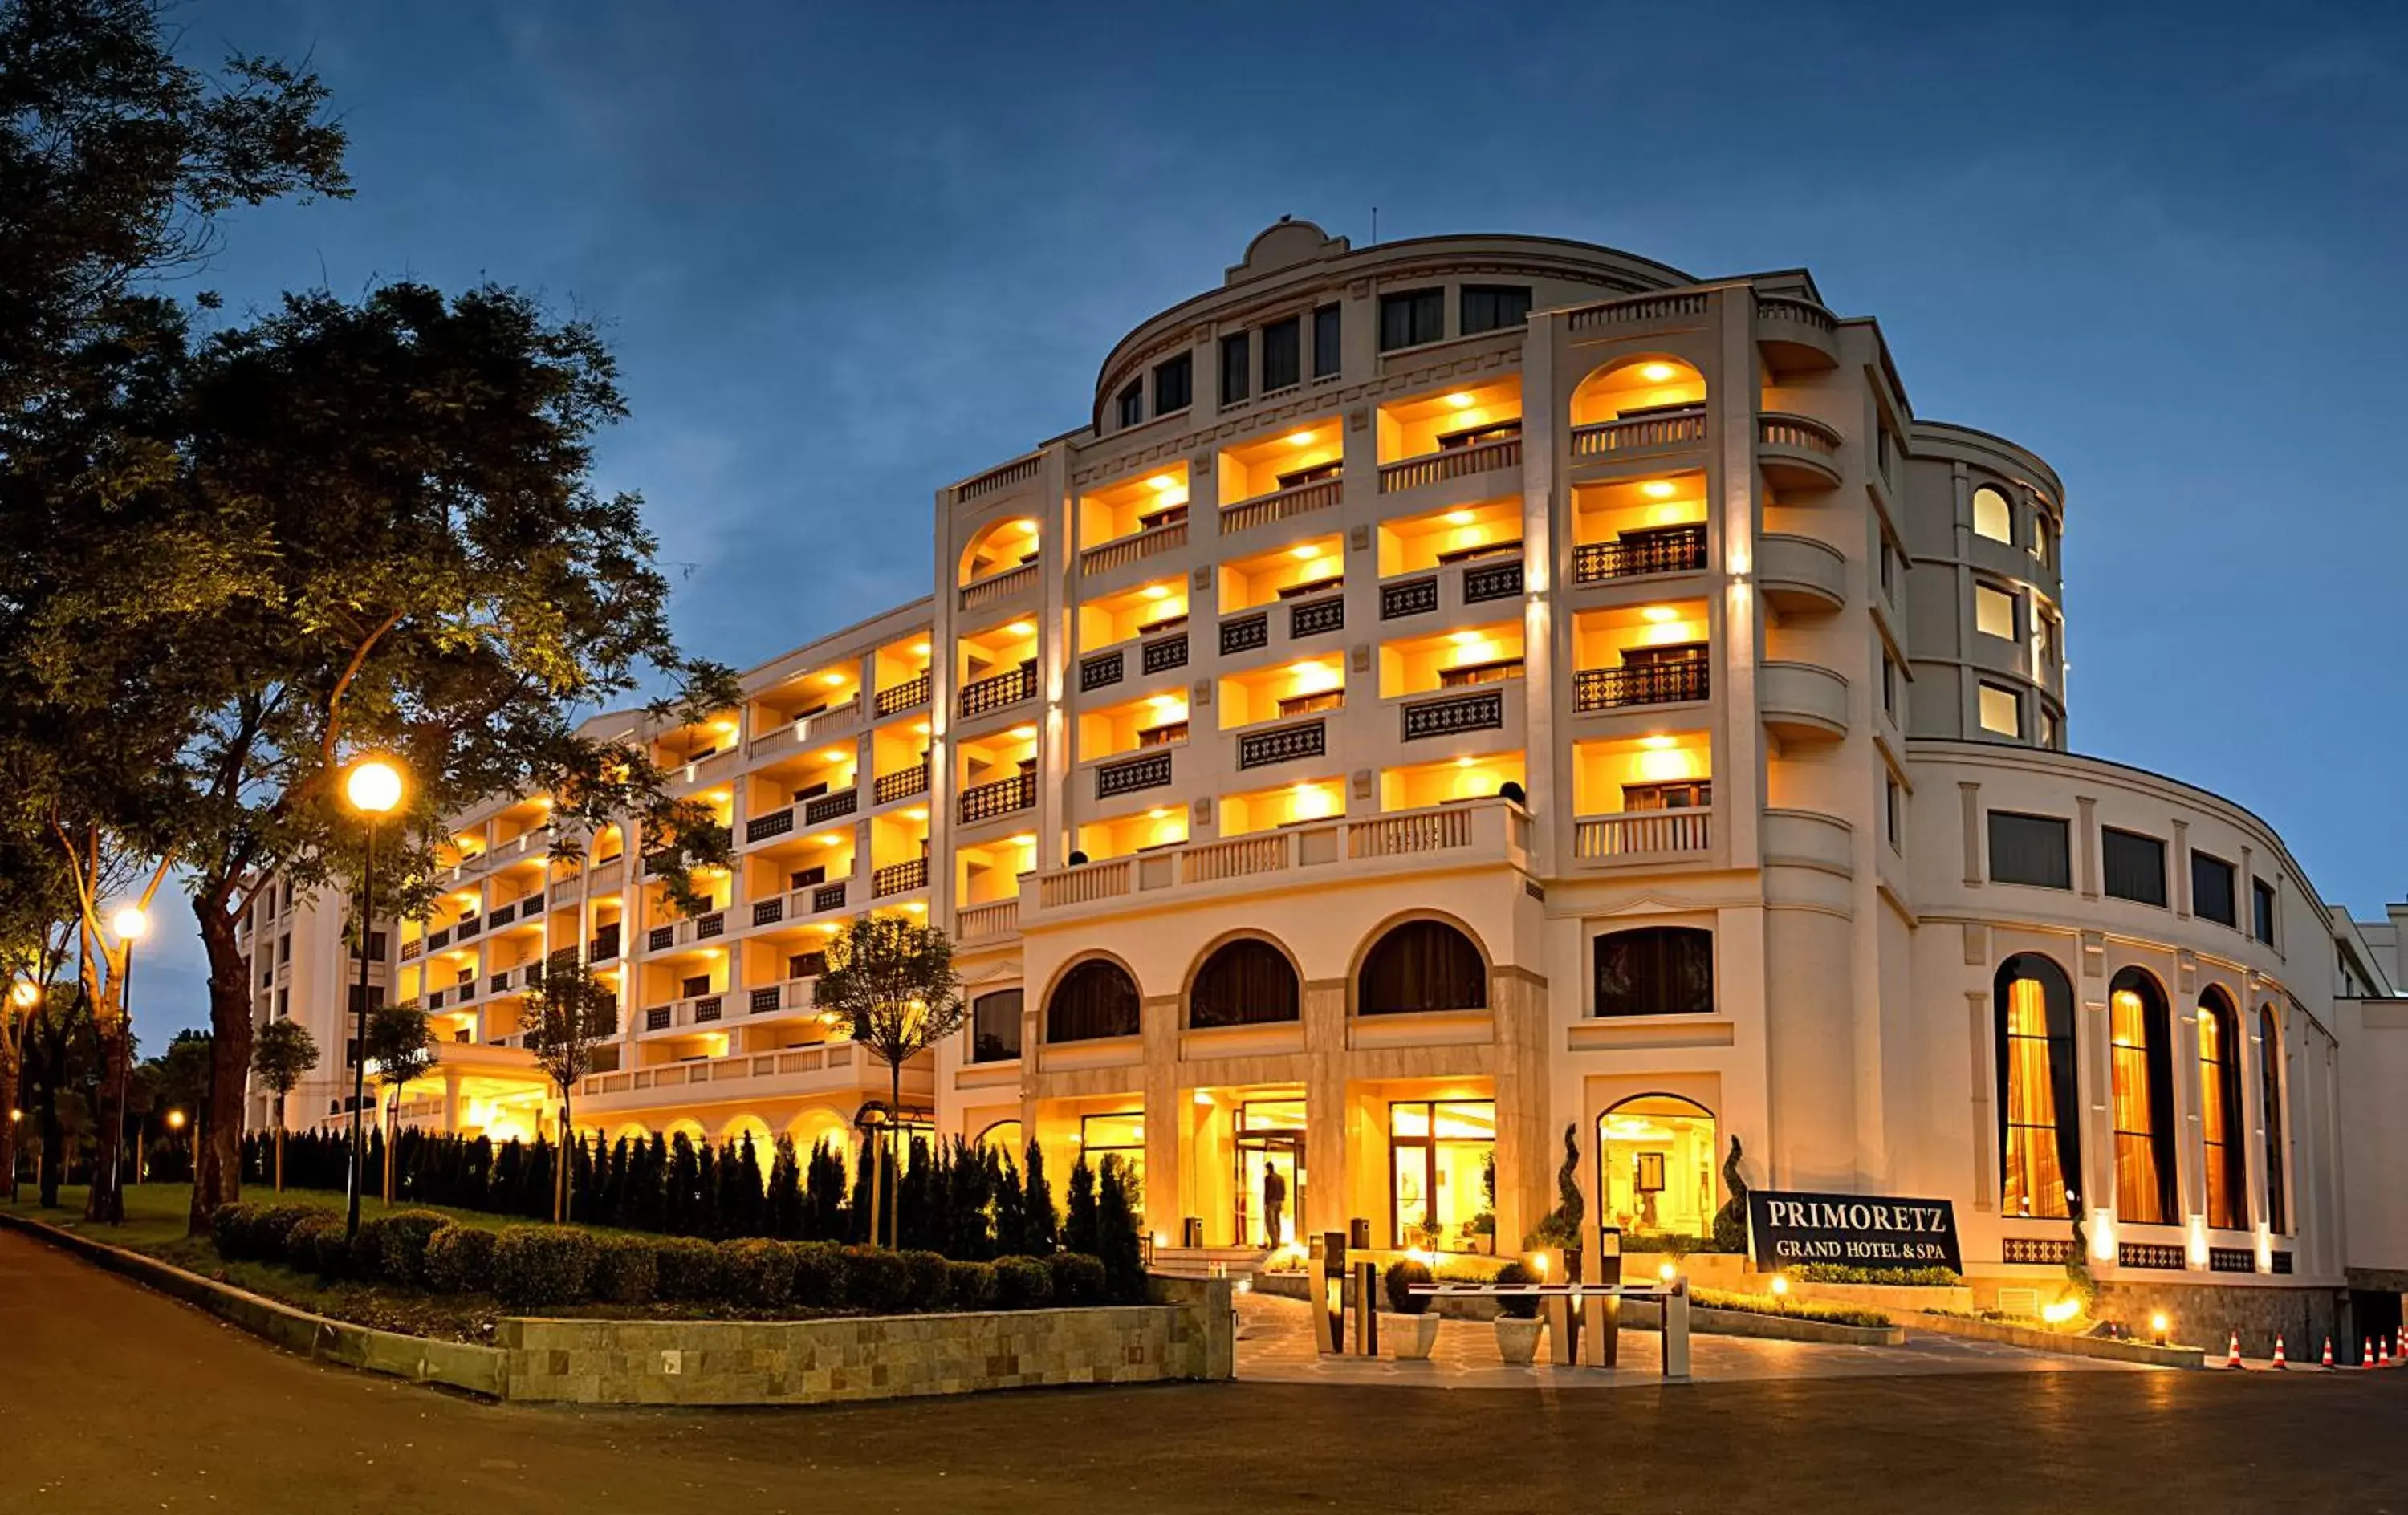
[1226,217,1350,286]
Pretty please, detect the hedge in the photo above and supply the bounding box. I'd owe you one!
[490,1225,597,1309]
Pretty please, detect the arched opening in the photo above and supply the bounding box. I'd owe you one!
[2108,967,2177,1225]
[1592,926,1714,1017]
[606,1122,650,1149]
[1598,1095,1716,1239]
[664,1117,709,1151]
[1189,938,1300,1028]
[788,1108,854,1178]
[1568,355,1708,432]
[958,516,1040,587]
[719,1114,773,1156]
[2260,1005,2288,1234]
[2199,988,2247,1229]
[975,1119,1024,1161]
[1357,919,1487,1017]
[1046,957,1141,1042]
[1995,953,2081,1219]
[1971,484,2015,545]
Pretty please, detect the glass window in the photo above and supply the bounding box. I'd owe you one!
[1153,353,1192,415]
[1881,651,1900,720]
[1046,959,1141,1042]
[1219,331,1250,406]
[1378,287,1444,351]
[2252,879,2278,946]
[1988,810,2070,889]
[1885,777,1903,851]
[2260,1005,2288,1234]
[1116,380,1142,429]
[1459,284,1531,335]
[1598,1095,1716,1238]
[2032,514,2054,567]
[970,989,1023,1063]
[1312,303,1341,379]
[1188,938,1300,1028]
[2101,827,2168,907]
[2193,851,2239,928]
[1261,317,1300,393]
[1358,920,1487,1015]
[1079,1111,1145,1205]
[2199,991,2247,1229]
[1975,583,2017,640]
[1592,927,1713,1017]
[1996,954,2080,1218]
[1972,485,2015,543]
[2109,969,2176,1225]
[1388,1099,1495,1250]
[1979,681,2021,737]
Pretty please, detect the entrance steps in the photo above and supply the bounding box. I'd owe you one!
[1151,1245,1275,1280]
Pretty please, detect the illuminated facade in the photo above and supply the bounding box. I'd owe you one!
[254,221,2408,1332]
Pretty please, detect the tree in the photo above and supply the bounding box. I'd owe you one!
[248,1018,317,1192]
[1063,1154,1100,1257]
[812,916,966,1247]
[17,978,99,1206]
[144,1028,212,1177]
[0,835,77,1200]
[363,1004,434,1204]
[519,961,615,1221]
[1529,1122,1584,1253]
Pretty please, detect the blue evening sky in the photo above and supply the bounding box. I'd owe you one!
[135,0,2406,1035]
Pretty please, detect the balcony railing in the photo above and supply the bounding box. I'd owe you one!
[1758,412,1842,457]
[956,899,1019,942]
[455,916,482,940]
[959,664,1037,718]
[872,857,929,896]
[874,674,930,717]
[1095,750,1173,799]
[958,771,1035,824]
[1381,576,1439,620]
[1236,717,1326,770]
[746,806,795,843]
[873,762,930,806]
[1141,631,1189,674]
[1573,525,1708,583]
[1401,688,1505,741]
[812,879,849,914]
[1566,290,1711,331]
[1379,435,1520,493]
[1220,611,1269,656]
[1573,808,1712,859]
[803,786,858,827]
[400,939,423,961]
[748,977,818,1015]
[1462,560,1523,604]
[427,926,451,949]
[1080,518,1186,575]
[959,561,1037,611]
[1574,660,1710,711]
[1080,648,1124,692]
[1570,407,1707,459]
[1288,593,1344,640]
[488,900,515,928]
[588,924,620,961]
[1221,476,1342,535]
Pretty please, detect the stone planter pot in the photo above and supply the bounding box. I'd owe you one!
[1495,1315,1543,1364]
[1389,1312,1441,1360]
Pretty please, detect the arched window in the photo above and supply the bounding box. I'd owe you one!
[1597,1095,1716,1237]
[2108,968,2177,1225]
[1971,484,2015,544]
[1592,927,1714,1017]
[975,1119,1023,1160]
[1995,953,2081,1219]
[970,989,1023,1064]
[1358,920,1487,1017]
[2199,989,2247,1229]
[2260,1005,2288,1234]
[1188,939,1300,1029]
[1045,959,1141,1043]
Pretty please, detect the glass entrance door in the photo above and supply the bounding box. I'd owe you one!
[1231,1099,1306,1249]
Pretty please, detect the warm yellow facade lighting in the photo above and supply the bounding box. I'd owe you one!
[1289,545,1320,561]
[1007,725,1038,741]
[1141,584,1171,601]
[1443,509,1474,526]
[1641,734,1678,750]
[1286,430,1315,446]
[1642,605,1679,623]
[1145,474,1178,493]
[1006,621,1036,638]
[1443,392,1474,409]
[1639,362,1676,383]
[1642,480,1678,499]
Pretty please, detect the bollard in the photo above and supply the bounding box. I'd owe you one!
[1662,1278,1693,1382]
[1312,1231,1348,1355]
[1355,1262,1380,1357]
[1585,1226,1624,1369]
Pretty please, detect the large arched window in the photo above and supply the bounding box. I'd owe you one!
[1188,939,1300,1029]
[1971,484,2015,545]
[2260,1005,2288,1234]
[1592,927,1713,1017]
[1995,953,2081,1219]
[1597,1095,1717,1237]
[1046,959,1141,1042]
[970,989,1023,1064]
[1358,920,1487,1017]
[2199,988,2247,1229]
[2108,968,2177,1225]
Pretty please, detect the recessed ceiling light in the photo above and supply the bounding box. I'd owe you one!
[1443,392,1474,409]
[1640,363,1677,383]
[1006,621,1035,638]
[1443,509,1475,526]
[1146,474,1178,493]
[1286,430,1315,446]
[1141,584,1171,600]
[1641,481,1678,499]
[1641,734,1678,750]
[1289,545,1320,561]
[1642,605,1680,623]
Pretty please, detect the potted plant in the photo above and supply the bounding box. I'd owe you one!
[1491,1261,1543,1363]
[1385,1258,1440,1360]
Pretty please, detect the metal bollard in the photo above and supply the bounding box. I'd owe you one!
[1585,1226,1623,1368]
[1355,1262,1380,1356]
[1662,1278,1692,1381]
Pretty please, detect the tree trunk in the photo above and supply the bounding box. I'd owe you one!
[84,1017,128,1223]
[889,1056,904,1249]
[0,1043,18,1204]
[35,1086,61,1208]
[384,1091,397,1204]
[190,897,254,1236]
[274,1125,285,1192]
[557,1095,574,1224]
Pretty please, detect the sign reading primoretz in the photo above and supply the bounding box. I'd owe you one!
[1745,1189,1962,1273]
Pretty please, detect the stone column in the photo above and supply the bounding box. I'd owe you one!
[1302,981,1348,1237]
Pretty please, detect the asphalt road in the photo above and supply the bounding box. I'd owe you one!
[2,1226,2404,1514]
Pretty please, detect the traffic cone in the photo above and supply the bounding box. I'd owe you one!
[2365,1338,2376,1370]
[2322,1337,2334,1368]
[2272,1335,2287,1370]
[2384,1337,2394,1367]
[2227,1331,2243,1368]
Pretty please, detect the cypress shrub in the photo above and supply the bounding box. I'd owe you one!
[1095,1156,1145,1303]
[718,1237,796,1308]
[992,1255,1055,1310]
[765,1138,804,1241]
[898,1248,950,1310]
[651,1236,724,1302]
[423,1224,498,1294]
[490,1225,596,1309]
[1021,1142,1057,1256]
[1048,1252,1107,1307]
[789,1241,846,1309]
[589,1235,660,1306]
[841,1245,911,1314]
[376,1208,453,1287]
[803,1140,848,1241]
[1062,1155,1099,1257]
[287,1213,352,1279]
[945,1259,998,1311]
[990,1151,1027,1257]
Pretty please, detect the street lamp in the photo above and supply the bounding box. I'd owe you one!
[108,905,148,1197]
[9,980,38,1009]
[343,756,405,1241]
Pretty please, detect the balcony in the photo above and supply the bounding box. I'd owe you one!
[1287,591,1344,640]
[1094,750,1173,800]
[1757,534,1848,615]
[576,1040,931,1114]
[959,664,1037,719]
[1379,433,1520,495]
[1570,406,1708,464]
[1755,294,1840,372]
[959,561,1038,612]
[1235,717,1327,771]
[872,857,929,897]
[1220,611,1269,657]
[1757,412,1844,490]
[1573,524,1708,585]
[1141,630,1189,675]
[644,908,730,954]
[1221,476,1341,535]
[588,924,621,962]
[1080,513,1187,576]
[1574,660,1710,712]
[1400,688,1506,742]
[874,674,931,717]
[1759,660,1850,742]
[1572,807,1713,862]
[958,771,1035,824]
[955,899,1020,943]
[873,762,931,806]
[637,991,726,1034]
[746,976,820,1017]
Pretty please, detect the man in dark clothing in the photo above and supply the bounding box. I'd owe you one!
[1262,1159,1287,1248]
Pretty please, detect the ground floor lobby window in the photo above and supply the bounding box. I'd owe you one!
[1235,1099,1304,1249]
[1080,1111,1145,1204]
[1388,1099,1495,1252]
[1598,1095,1716,1238]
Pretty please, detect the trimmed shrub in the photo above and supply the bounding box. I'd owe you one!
[718,1237,796,1309]
[945,1260,998,1311]
[1384,1258,1434,1315]
[898,1249,950,1311]
[282,1212,352,1278]
[1492,1261,1540,1318]
[1048,1252,1106,1307]
[422,1224,498,1294]
[841,1245,911,1314]
[992,1255,1055,1310]
[375,1209,454,1287]
[490,1225,596,1310]
[789,1241,846,1310]
[255,1204,322,1262]
[589,1236,660,1306]
[211,1201,262,1260]
[349,1216,392,1279]
[651,1236,725,1302]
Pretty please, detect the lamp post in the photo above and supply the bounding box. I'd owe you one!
[108,905,148,1207]
[165,1107,187,1183]
[343,757,405,1241]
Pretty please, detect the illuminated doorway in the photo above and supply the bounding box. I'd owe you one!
[1388,1099,1496,1251]
[1080,1110,1145,1207]
[1597,1095,1717,1238]
[1232,1099,1304,1249]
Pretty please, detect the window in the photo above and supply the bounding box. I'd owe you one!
[1592,927,1713,1017]
[1972,485,2014,544]
[1885,777,1904,851]
[2192,851,2239,928]
[2199,989,2247,1229]
[1599,1095,1717,1237]
[345,983,386,1016]
[1881,651,1901,721]
[2252,879,2278,946]
[679,973,710,998]
[1979,681,2021,737]
[1624,779,1710,811]
[1389,1099,1495,1249]
[276,986,290,1019]
[2032,514,2053,567]
[1312,303,1341,379]
[2101,828,2168,908]
[1080,1111,1145,1199]
[1115,380,1142,429]
[352,929,388,961]
[1261,317,1300,393]
[1378,287,1444,351]
[2038,705,2060,749]
[1046,958,1141,1042]
[970,989,1023,1064]
[1219,331,1250,406]
[2038,612,2060,672]
[1459,284,1531,335]
[1153,353,1192,414]
[1878,537,1901,601]
[1975,583,2017,640]
[2107,969,2177,1225]
[2260,1005,2288,1233]
[1357,920,1486,1015]
[1996,954,2081,1218]
[1188,938,1300,1028]
[279,932,291,964]
[1988,810,2071,889]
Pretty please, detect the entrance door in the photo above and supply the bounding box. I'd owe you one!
[1235,1135,1304,1250]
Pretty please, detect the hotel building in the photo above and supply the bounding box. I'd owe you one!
[248,220,2408,1340]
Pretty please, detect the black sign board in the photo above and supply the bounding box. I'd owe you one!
[1745,1189,1962,1273]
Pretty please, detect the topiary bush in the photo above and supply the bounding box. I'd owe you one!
[651,1236,725,1302]
[1048,1252,1107,1307]
[1492,1261,1541,1318]
[422,1224,498,1294]
[589,1235,660,1306]
[490,1225,596,1310]
[993,1255,1054,1310]
[718,1237,796,1308]
[898,1249,950,1311]
[789,1241,846,1310]
[376,1209,453,1286]
[286,1212,352,1279]
[348,1216,393,1279]
[254,1204,322,1263]
[840,1245,911,1314]
[1384,1258,1434,1315]
[211,1201,262,1260]
[945,1260,998,1311]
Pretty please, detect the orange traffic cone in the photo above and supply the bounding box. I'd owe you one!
[2272,1335,2288,1370]
[2383,1337,2394,1367]
[2322,1337,2335,1368]
[2227,1331,2243,1368]
[2365,1338,2377,1369]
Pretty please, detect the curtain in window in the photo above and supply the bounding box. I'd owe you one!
[971,989,1023,1064]
[1592,928,1713,1017]
[2108,973,2175,1225]
[1046,961,1141,1042]
[2199,992,2247,1229]
[1996,954,2080,1219]
[2260,1005,2288,1234]
[1359,921,1487,1016]
[1189,940,1300,1028]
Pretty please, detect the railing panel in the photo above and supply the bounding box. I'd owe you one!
[1219,612,1269,656]
[1079,519,1186,575]
[1095,751,1173,799]
[1141,633,1189,675]
[958,664,1037,717]
[958,771,1036,823]
[1381,576,1439,620]
[1236,718,1327,770]
[1401,688,1506,741]
[1572,525,1708,583]
[1572,808,1712,859]
[1378,436,1520,494]
[873,673,931,717]
[959,562,1038,611]
[1573,660,1710,711]
[1220,477,1341,534]
[1570,408,1707,459]
[1348,806,1473,858]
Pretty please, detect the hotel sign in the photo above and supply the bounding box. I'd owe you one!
[1745,1189,1962,1273]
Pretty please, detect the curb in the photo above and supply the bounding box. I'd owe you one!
[1911,1309,2205,1368]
